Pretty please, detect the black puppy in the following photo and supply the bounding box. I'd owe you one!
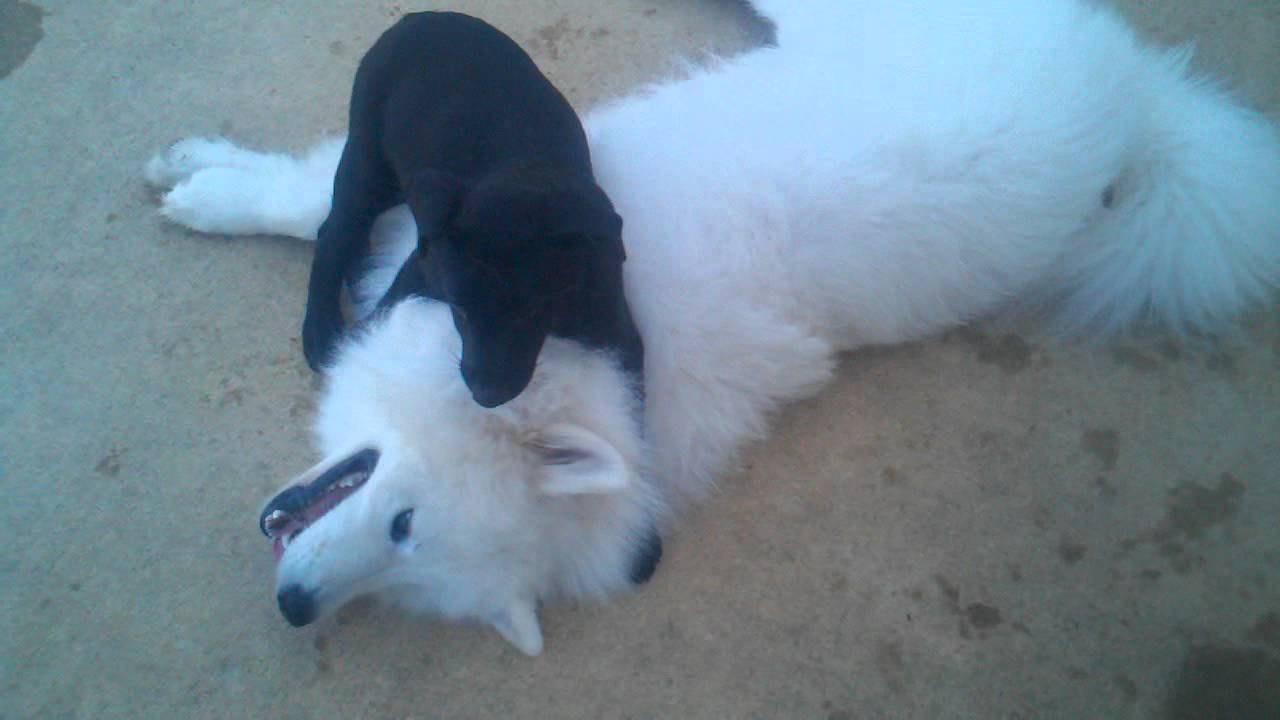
[303,12,642,407]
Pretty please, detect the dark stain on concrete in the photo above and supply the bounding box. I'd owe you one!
[1094,475,1119,499]
[903,433,935,451]
[953,327,1034,374]
[1165,645,1280,720]
[934,575,967,637]
[1008,564,1023,582]
[1113,673,1139,701]
[1161,541,1204,574]
[1111,345,1161,372]
[105,212,118,224]
[95,446,125,477]
[590,27,610,39]
[0,0,45,79]
[328,40,346,56]
[934,575,960,606]
[881,465,904,485]
[1059,538,1087,564]
[1205,352,1239,379]
[535,15,583,61]
[1251,613,1280,652]
[965,603,1002,629]
[1125,473,1244,574]
[1032,504,1053,530]
[874,639,906,694]
[312,635,328,652]
[1164,473,1244,542]
[218,387,245,408]
[934,576,1004,637]
[1081,429,1120,470]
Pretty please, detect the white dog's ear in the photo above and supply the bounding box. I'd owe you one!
[491,598,543,656]
[529,423,629,496]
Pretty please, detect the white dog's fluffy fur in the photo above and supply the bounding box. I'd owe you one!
[148,0,1280,654]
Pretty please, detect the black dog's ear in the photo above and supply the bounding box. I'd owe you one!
[549,184,626,264]
[404,169,464,244]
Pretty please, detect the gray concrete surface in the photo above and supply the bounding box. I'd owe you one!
[2,0,1278,717]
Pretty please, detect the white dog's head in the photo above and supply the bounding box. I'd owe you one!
[259,300,661,655]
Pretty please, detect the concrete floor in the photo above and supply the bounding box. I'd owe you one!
[2,0,1279,717]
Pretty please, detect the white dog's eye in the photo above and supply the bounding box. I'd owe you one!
[390,509,414,543]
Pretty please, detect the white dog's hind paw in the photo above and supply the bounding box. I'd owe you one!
[144,137,266,189]
[160,167,272,236]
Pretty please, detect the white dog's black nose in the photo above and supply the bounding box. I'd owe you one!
[277,584,317,627]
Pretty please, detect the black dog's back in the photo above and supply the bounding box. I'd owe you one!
[358,13,593,184]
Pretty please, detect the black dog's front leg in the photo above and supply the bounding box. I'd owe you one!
[301,136,398,371]
[302,218,363,371]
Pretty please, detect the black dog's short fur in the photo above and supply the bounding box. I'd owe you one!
[303,12,642,408]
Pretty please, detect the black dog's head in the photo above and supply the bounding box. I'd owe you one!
[406,167,625,408]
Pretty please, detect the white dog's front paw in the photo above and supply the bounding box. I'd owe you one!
[144,137,252,190]
[159,167,268,235]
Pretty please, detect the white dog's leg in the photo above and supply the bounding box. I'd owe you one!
[145,137,281,188]
[146,137,344,240]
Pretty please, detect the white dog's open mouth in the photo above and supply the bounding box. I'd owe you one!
[259,449,379,561]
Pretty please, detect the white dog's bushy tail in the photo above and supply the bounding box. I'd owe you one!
[1039,50,1280,338]
[748,0,1280,339]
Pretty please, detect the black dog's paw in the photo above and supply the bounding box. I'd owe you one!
[302,307,345,372]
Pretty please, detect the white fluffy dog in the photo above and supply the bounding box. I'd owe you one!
[148,0,1280,655]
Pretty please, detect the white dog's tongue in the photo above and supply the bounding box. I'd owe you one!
[270,517,307,563]
[272,537,286,562]
[269,517,308,562]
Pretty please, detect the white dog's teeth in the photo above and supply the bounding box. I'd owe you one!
[336,473,364,488]
[264,509,291,535]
